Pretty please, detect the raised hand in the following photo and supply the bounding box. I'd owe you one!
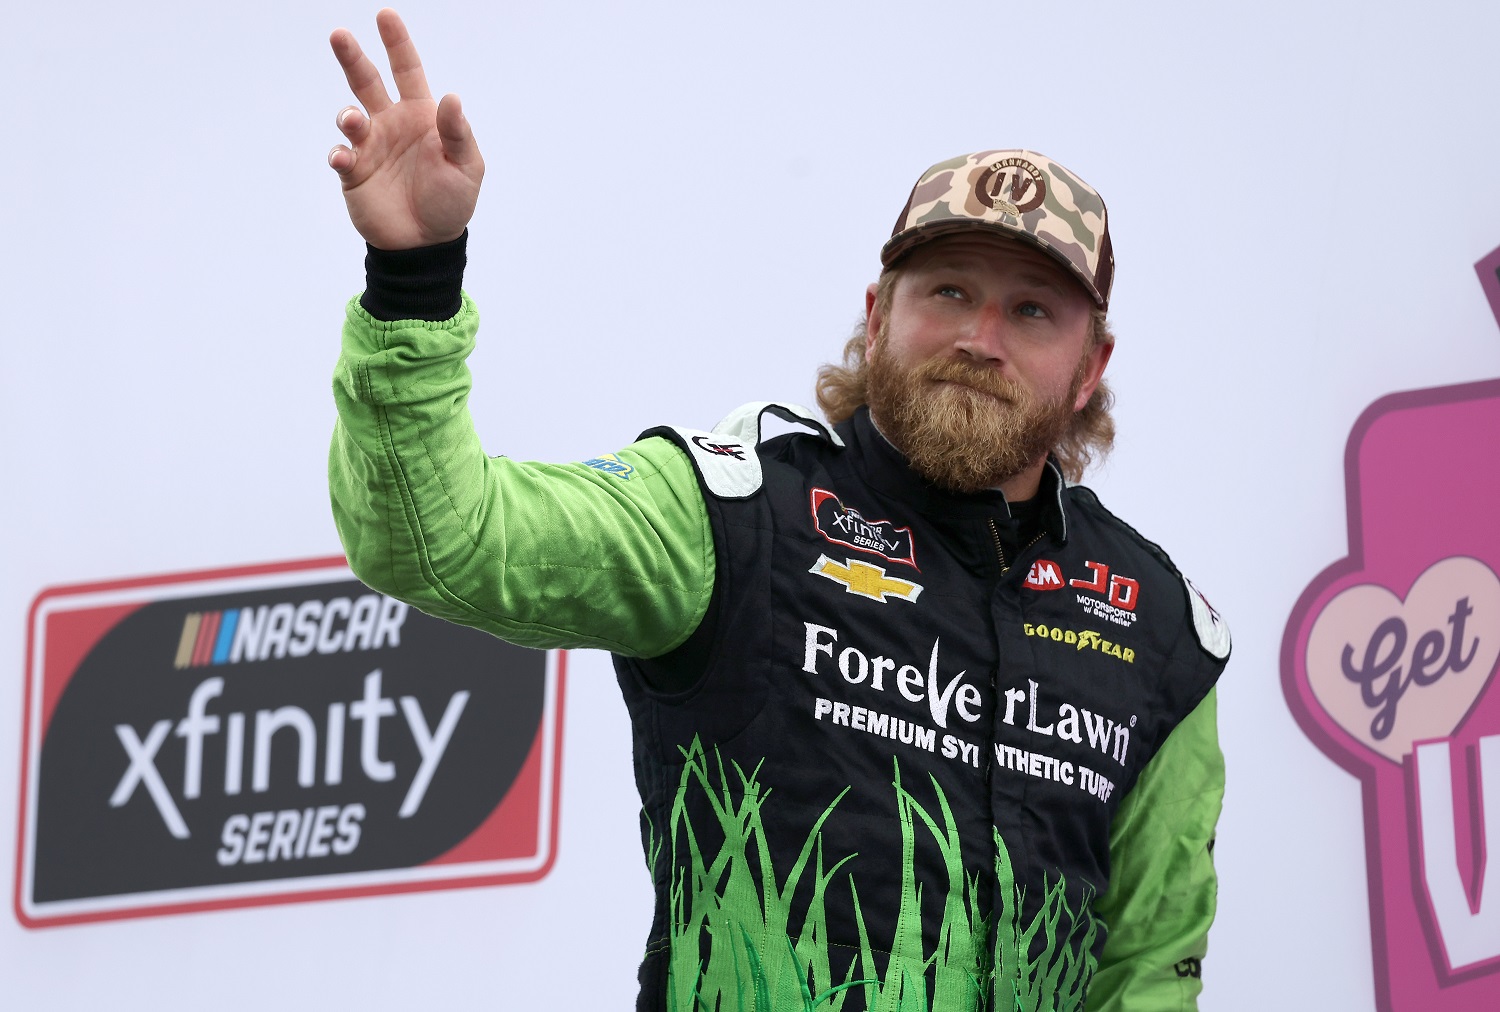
[328,9,483,250]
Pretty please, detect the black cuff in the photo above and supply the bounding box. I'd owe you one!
[359,231,468,322]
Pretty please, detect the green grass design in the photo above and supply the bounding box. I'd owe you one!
[849,762,992,1011]
[662,740,997,1011]
[656,738,1100,1010]
[991,828,1098,1012]
[664,737,866,1011]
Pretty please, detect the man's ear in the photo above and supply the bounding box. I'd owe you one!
[865,282,882,358]
[1073,339,1114,412]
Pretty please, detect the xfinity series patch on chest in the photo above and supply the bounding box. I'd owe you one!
[16,557,564,928]
[810,488,918,569]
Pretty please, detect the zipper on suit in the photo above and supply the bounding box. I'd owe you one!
[988,519,1008,574]
[989,519,1047,578]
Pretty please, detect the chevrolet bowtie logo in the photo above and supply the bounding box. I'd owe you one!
[809,555,923,603]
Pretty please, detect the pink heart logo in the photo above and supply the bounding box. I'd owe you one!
[1306,556,1500,764]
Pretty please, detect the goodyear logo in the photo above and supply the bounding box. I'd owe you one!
[582,453,635,480]
[809,555,923,604]
[1023,622,1135,664]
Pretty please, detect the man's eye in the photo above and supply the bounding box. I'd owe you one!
[1017,302,1048,318]
[936,285,965,299]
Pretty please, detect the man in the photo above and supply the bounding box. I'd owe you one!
[326,11,1230,1012]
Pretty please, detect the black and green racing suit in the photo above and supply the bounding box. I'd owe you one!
[330,258,1229,1012]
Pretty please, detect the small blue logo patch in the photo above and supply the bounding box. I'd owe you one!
[583,454,635,480]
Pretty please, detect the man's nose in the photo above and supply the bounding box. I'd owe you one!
[954,303,1009,363]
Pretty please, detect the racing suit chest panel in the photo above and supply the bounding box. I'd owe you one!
[615,407,1223,1012]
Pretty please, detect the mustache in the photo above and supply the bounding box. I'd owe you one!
[916,358,1025,402]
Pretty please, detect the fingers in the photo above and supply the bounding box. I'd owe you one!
[328,144,355,175]
[327,106,368,176]
[375,8,433,102]
[335,105,369,143]
[329,26,393,114]
[435,94,482,170]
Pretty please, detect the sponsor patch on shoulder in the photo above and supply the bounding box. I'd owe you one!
[810,488,918,570]
[672,428,762,499]
[809,555,923,603]
[1184,576,1231,659]
[582,453,636,480]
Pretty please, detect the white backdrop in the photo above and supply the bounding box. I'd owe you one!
[5,1,1499,1008]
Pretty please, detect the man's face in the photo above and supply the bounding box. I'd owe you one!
[863,233,1111,494]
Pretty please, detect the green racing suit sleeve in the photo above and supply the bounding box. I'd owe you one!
[1089,688,1223,1011]
[328,293,715,657]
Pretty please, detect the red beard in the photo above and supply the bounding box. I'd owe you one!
[866,343,1087,494]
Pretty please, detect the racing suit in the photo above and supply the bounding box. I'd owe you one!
[329,244,1230,1011]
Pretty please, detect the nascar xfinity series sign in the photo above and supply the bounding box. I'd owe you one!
[15,557,564,927]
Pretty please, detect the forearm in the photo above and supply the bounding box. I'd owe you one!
[329,277,714,655]
[1089,689,1223,1011]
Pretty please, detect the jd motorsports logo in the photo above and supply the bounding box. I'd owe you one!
[1282,245,1500,1012]
[16,557,565,928]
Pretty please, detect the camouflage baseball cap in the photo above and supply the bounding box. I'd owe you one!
[882,150,1114,309]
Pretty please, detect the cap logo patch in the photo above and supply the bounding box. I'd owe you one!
[975,156,1046,216]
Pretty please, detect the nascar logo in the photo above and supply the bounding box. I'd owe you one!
[173,593,408,668]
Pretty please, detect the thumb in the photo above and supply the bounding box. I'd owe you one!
[436,94,482,169]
